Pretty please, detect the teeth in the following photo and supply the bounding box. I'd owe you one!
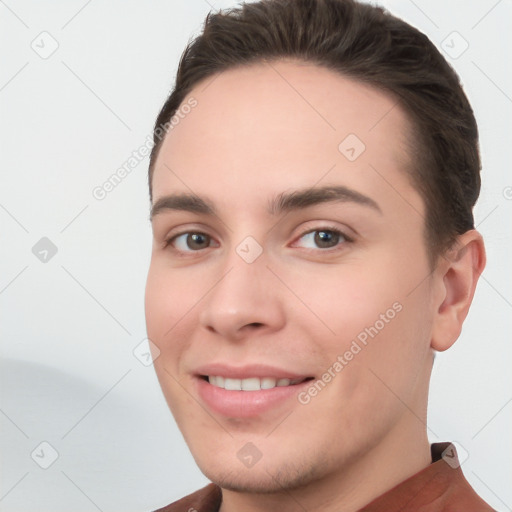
[241,378,260,391]
[224,378,241,391]
[261,377,277,389]
[207,375,304,391]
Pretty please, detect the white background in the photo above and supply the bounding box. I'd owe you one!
[0,0,511,511]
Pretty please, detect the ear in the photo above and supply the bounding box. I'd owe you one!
[431,230,486,352]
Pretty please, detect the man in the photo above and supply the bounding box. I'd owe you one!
[144,0,493,510]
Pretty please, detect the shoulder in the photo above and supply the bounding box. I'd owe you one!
[152,483,222,512]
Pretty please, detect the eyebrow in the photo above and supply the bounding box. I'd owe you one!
[269,185,382,215]
[150,185,381,220]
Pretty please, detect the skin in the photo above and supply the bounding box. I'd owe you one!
[145,60,485,512]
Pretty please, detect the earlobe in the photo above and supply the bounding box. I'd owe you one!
[431,230,486,352]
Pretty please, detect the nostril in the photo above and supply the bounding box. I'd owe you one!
[247,322,264,328]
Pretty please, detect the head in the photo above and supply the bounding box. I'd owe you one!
[145,0,485,502]
[148,0,481,265]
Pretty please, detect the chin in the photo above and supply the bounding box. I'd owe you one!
[197,456,325,494]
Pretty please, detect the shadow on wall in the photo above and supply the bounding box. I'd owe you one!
[0,358,196,512]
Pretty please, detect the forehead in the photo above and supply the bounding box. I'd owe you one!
[152,60,420,215]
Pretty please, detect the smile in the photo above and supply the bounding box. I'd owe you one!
[196,372,315,418]
[204,375,311,391]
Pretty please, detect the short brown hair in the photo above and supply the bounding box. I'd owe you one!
[148,0,480,264]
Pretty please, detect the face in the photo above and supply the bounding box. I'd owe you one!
[145,60,437,493]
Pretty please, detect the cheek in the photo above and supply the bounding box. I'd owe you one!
[363,283,434,391]
[283,260,404,343]
[296,291,433,460]
[289,254,433,401]
[144,263,192,365]
[145,264,201,426]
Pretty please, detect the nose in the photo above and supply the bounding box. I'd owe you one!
[199,254,286,341]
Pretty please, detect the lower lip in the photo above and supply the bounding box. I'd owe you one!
[196,377,312,418]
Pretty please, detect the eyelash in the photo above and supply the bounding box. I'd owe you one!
[163,232,215,251]
[293,226,353,251]
[163,226,352,253]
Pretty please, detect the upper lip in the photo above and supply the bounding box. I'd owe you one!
[194,363,313,380]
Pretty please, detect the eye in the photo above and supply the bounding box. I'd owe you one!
[167,232,214,251]
[294,228,348,250]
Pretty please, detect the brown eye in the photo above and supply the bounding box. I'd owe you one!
[170,232,213,251]
[186,233,211,250]
[295,229,346,249]
[314,230,341,248]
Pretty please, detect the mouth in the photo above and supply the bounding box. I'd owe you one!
[193,365,316,418]
[199,375,313,391]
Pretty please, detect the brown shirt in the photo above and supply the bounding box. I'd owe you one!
[154,443,495,512]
